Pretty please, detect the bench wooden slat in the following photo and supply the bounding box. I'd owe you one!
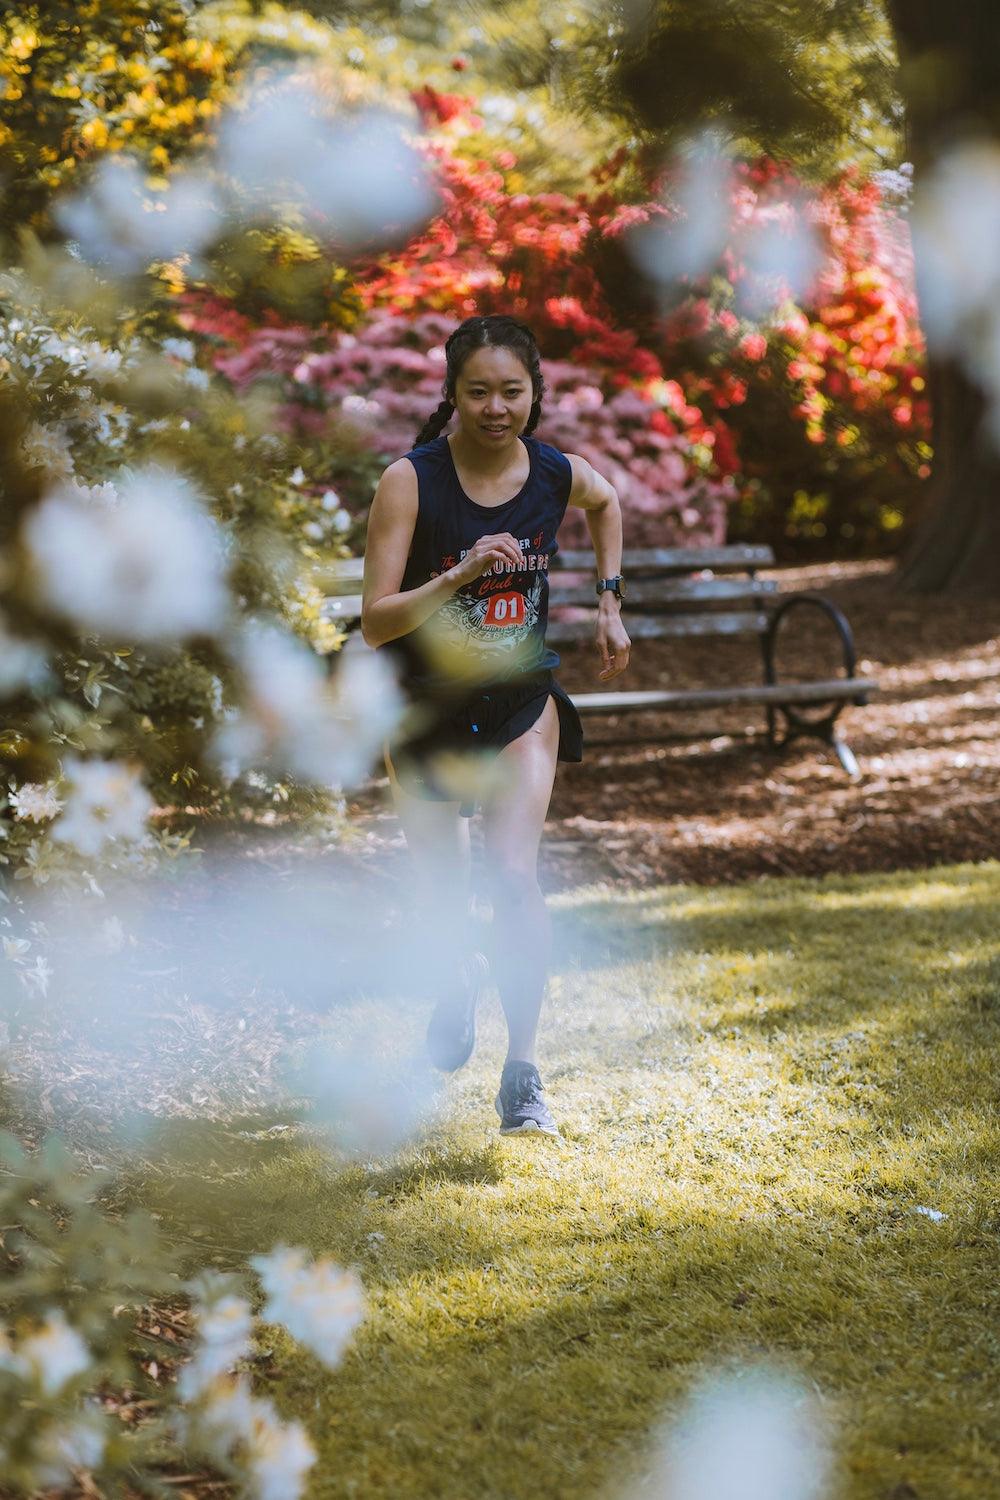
[546,611,770,640]
[322,604,777,635]
[324,557,365,585]
[321,596,363,619]
[553,545,775,572]
[549,577,778,606]
[570,679,878,713]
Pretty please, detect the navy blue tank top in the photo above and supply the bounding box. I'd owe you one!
[386,433,573,696]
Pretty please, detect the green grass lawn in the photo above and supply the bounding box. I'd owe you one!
[126,860,1000,1500]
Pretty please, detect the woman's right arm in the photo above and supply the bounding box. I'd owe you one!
[361,460,525,649]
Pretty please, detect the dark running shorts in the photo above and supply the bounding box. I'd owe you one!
[387,669,583,817]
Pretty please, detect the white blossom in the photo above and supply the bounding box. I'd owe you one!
[211,622,404,789]
[50,758,154,858]
[0,616,49,699]
[217,69,435,251]
[55,156,222,276]
[24,464,230,643]
[178,1293,254,1400]
[320,488,340,510]
[8,783,63,823]
[630,132,733,284]
[187,1377,316,1500]
[161,336,196,362]
[332,508,352,533]
[32,1415,106,1487]
[647,1365,830,1500]
[20,422,75,482]
[251,1245,364,1368]
[0,1311,91,1395]
[245,1401,316,1500]
[20,953,53,998]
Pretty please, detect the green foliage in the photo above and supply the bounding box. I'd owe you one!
[0,1130,181,1490]
[573,0,903,180]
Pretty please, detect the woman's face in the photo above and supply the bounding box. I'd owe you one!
[451,345,535,451]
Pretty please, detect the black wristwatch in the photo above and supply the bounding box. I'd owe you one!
[596,574,626,602]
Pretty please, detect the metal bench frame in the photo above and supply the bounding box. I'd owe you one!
[322,543,877,778]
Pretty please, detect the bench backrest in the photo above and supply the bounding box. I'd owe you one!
[322,543,779,640]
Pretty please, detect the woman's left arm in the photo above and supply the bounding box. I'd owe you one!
[564,453,632,682]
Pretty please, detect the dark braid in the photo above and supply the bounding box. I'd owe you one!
[413,314,545,447]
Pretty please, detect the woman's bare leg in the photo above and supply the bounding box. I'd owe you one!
[479,695,560,1065]
[384,748,473,995]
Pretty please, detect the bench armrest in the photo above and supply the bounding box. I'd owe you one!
[762,590,863,698]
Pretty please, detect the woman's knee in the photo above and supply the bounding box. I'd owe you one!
[485,856,544,910]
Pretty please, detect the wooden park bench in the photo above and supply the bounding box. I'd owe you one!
[322,543,878,777]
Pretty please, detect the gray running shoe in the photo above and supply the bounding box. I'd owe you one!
[495,1060,559,1137]
[425,951,490,1073]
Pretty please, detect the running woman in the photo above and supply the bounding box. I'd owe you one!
[361,315,630,1136]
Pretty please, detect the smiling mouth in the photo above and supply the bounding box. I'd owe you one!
[482,424,508,432]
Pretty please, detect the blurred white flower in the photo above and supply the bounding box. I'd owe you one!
[211,622,404,788]
[289,466,306,486]
[184,365,211,390]
[188,1377,316,1500]
[245,1397,316,1500]
[81,342,124,382]
[630,133,733,285]
[162,336,196,362]
[191,1375,256,1464]
[0,616,49,699]
[20,422,75,482]
[302,521,324,541]
[179,1293,254,1400]
[217,69,436,251]
[50,758,154,858]
[20,953,53,999]
[332,508,352,533]
[0,1311,91,1395]
[55,156,222,276]
[910,142,1000,345]
[734,200,824,317]
[8,782,63,823]
[910,140,1000,446]
[32,1414,106,1487]
[644,1364,830,1500]
[320,488,340,510]
[251,1245,364,1368]
[93,914,126,955]
[24,464,230,643]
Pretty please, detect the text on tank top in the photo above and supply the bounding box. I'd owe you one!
[388,433,573,693]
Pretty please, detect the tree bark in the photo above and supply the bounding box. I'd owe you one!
[887,0,1000,591]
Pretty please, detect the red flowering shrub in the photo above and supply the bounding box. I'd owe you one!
[181,89,928,559]
[619,160,929,555]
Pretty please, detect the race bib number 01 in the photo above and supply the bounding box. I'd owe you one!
[482,591,525,628]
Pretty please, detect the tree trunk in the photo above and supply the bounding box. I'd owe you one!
[887,0,1000,591]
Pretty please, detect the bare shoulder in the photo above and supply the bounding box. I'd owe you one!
[562,451,615,511]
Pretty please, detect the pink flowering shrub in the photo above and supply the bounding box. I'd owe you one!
[180,302,732,547]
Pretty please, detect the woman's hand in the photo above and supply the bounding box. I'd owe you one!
[447,532,524,586]
[597,601,631,681]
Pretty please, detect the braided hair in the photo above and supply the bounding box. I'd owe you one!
[413,314,545,447]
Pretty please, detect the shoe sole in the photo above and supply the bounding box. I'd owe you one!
[494,1096,560,1138]
[426,952,489,1073]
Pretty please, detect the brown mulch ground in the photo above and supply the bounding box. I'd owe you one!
[347,557,1000,892]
